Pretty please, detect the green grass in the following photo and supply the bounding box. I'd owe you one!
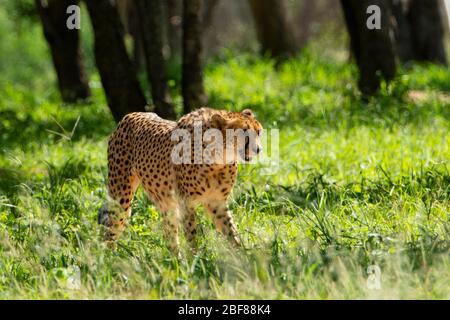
[0,10,449,299]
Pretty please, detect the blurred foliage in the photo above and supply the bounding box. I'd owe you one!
[2,0,37,22]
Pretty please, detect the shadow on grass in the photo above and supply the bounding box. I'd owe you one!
[235,166,449,270]
[0,167,27,199]
[0,106,115,149]
[237,165,450,214]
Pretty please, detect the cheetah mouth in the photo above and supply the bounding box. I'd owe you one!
[241,151,253,162]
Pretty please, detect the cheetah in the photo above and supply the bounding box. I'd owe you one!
[99,107,263,253]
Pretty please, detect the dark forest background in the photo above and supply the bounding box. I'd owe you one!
[9,0,450,121]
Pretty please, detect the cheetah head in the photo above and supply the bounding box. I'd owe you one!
[210,109,263,163]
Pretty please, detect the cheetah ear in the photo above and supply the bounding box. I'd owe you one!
[211,113,227,129]
[242,109,254,117]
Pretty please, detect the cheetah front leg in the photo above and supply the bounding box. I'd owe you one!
[158,200,181,255]
[206,202,242,248]
[181,203,198,250]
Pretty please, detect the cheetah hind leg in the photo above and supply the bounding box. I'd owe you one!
[99,174,140,248]
[158,201,182,258]
[98,198,130,249]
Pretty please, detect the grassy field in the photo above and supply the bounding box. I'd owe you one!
[0,9,449,299]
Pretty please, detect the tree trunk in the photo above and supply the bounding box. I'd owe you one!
[166,0,183,60]
[136,0,176,120]
[407,0,447,65]
[340,0,397,96]
[116,0,147,71]
[128,1,146,71]
[85,0,147,122]
[182,0,207,114]
[248,0,296,60]
[296,0,319,49]
[391,0,415,63]
[35,0,90,103]
[202,0,220,29]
